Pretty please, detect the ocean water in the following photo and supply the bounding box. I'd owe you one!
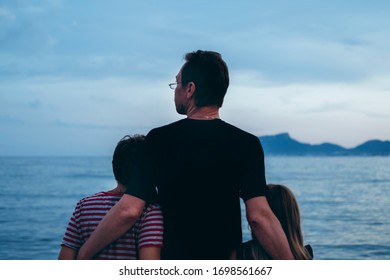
[0,156,389,260]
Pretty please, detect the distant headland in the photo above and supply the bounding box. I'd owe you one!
[259,133,390,156]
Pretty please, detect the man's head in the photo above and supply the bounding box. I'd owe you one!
[112,134,145,186]
[175,50,229,113]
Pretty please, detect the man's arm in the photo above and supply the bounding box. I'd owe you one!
[245,196,295,260]
[77,194,145,259]
[58,246,78,260]
[138,246,161,260]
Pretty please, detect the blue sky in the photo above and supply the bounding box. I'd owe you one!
[1,0,389,156]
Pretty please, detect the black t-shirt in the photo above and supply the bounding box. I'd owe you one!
[126,118,267,259]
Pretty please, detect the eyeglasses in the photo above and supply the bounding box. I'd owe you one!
[168,82,181,90]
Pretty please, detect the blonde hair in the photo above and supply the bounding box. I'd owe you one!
[248,184,312,260]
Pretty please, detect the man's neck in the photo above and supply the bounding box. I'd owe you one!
[187,106,220,120]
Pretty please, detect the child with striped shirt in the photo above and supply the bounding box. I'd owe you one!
[58,135,163,259]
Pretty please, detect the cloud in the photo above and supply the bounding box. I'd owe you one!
[0,75,177,129]
[0,114,26,125]
[1,1,390,155]
[53,120,116,130]
[224,72,390,147]
[0,6,16,21]
[2,1,390,85]
[0,74,178,155]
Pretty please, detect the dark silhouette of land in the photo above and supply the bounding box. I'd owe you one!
[259,133,390,156]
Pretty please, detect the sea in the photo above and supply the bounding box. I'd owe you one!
[0,156,389,260]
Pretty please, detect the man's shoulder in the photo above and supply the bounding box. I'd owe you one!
[222,121,255,134]
[147,119,186,135]
[221,121,260,142]
[146,118,260,144]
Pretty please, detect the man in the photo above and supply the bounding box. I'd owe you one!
[77,50,294,260]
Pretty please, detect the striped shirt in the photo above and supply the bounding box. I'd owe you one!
[61,191,163,259]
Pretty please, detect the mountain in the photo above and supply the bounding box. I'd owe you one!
[259,133,390,156]
[349,140,390,156]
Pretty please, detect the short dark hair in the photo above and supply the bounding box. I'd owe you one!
[112,134,145,186]
[181,50,229,107]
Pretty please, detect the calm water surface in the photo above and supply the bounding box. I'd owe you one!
[0,156,389,259]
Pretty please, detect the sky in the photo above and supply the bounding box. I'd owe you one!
[1,0,389,156]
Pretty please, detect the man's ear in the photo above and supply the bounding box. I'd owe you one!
[186,82,195,98]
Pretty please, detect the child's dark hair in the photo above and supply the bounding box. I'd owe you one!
[112,134,145,186]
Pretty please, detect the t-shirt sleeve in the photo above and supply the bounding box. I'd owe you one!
[61,201,83,251]
[136,204,164,249]
[240,136,267,201]
[125,131,158,203]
